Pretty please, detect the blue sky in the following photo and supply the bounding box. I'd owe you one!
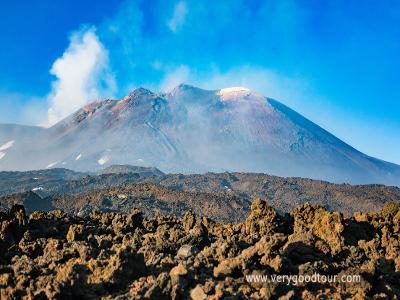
[0,0,399,164]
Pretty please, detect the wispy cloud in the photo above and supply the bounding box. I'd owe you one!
[158,65,311,106]
[167,1,188,32]
[0,92,47,126]
[160,65,190,91]
[47,27,116,126]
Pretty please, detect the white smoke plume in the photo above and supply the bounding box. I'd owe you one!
[47,27,116,126]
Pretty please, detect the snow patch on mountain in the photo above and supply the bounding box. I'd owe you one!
[98,155,110,165]
[46,162,59,169]
[217,87,265,104]
[219,87,250,94]
[0,140,15,151]
[218,87,251,100]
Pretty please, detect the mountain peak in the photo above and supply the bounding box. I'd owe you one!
[127,87,154,97]
[170,83,206,94]
[175,83,196,90]
[117,87,155,106]
[166,84,212,101]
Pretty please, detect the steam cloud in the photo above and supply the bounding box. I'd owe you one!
[47,27,115,126]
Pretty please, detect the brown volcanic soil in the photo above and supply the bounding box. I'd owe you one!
[0,200,399,299]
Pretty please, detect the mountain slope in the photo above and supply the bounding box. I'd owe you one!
[0,84,399,185]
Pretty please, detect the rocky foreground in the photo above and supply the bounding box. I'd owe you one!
[0,200,399,299]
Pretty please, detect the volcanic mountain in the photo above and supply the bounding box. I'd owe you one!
[0,84,399,186]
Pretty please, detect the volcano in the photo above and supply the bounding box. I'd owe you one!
[1,84,399,186]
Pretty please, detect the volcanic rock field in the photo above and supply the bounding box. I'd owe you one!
[0,199,399,299]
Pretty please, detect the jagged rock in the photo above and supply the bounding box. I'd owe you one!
[213,258,241,278]
[170,263,188,278]
[190,284,207,300]
[182,210,196,232]
[243,198,280,239]
[176,244,199,259]
[87,245,146,287]
[0,202,399,299]
[143,272,171,299]
[66,224,86,242]
[291,203,345,255]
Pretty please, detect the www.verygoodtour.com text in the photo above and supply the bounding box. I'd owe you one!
[245,273,361,286]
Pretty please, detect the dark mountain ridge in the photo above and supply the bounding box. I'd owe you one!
[1,166,399,220]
